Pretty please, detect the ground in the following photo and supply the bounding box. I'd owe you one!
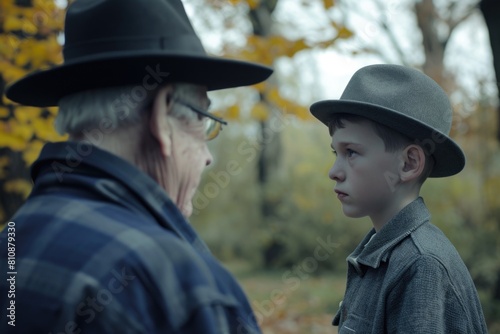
[226,261,344,334]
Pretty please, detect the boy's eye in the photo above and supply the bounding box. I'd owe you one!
[346,149,357,157]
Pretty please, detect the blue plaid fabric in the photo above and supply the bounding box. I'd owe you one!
[0,142,260,334]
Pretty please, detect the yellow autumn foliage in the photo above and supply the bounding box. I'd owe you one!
[225,105,241,120]
[292,193,316,210]
[0,156,10,178]
[251,80,267,93]
[336,26,354,39]
[32,117,61,141]
[239,35,312,66]
[288,104,312,120]
[251,102,269,121]
[3,15,23,31]
[218,0,351,122]
[0,59,27,83]
[227,0,260,9]
[0,133,27,151]
[4,178,32,199]
[0,0,351,220]
[7,118,34,141]
[266,88,286,109]
[22,139,44,165]
[0,106,9,118]
[14,106,42,123]
[1,0,66,218]
[323,0,335,8]
[484,176,500,209]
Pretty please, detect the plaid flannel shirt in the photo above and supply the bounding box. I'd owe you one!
[0,141,260,334]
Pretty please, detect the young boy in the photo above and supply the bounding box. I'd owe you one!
[310,64,488,333]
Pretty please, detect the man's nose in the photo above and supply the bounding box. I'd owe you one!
[205,146,213,166]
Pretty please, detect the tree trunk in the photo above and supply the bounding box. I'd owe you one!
[480,0,500,302]
[0,150,30,221]
[414,0,449,89]
[249,0,282,218]
[480,0,500,142]
[249,0,285,267]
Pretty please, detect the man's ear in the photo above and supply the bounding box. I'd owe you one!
[400,144,426,182]
[149,85,175,157]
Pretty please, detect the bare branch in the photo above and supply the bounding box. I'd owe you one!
[448,3,479,33]
[373,0,410,65]
[338,0,410,64]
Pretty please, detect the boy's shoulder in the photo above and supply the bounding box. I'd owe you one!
[389,221,469,277]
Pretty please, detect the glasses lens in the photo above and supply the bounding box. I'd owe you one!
[205,119,222,140]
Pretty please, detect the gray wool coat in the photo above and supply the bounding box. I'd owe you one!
[334,197,488,333]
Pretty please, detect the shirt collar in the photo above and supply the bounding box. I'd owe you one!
[31,141,210,253]
[347,197,430,275]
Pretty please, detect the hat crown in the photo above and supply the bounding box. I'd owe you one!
[309,64,465,177]
[340,65,452,136]
[5,0,273,107]
[63,0,205,60]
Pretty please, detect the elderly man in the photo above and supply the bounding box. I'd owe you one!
[0,0,272,333]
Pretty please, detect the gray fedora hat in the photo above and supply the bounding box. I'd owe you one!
[310,64,465,177]
[6,0,273,107]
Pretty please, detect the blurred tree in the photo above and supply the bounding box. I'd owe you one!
[189,0,353,266]
[414,0,477,89]
[479,0,500,306]
[0,0,66,223]
[337,0,480,91]
[0,0,352,226]
[480,0,500,142]
[337,0,500,327]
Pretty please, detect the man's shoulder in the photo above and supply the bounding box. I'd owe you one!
[10,193,207,277]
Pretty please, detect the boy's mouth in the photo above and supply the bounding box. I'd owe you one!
[335,189,348,199]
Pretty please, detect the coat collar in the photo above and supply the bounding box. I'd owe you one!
[31,141,210,253]
[347,197,430,275]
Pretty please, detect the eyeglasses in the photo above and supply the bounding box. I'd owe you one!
[173,98,227,141]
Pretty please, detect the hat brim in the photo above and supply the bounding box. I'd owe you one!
[310,100,465,177]
[5,51,273,107]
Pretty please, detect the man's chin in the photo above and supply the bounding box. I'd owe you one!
[178,185,198,218]
[181,201,193,218]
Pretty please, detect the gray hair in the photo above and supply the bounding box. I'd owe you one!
[56,83,201,136]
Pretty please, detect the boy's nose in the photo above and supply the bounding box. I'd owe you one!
[328,160,345,182]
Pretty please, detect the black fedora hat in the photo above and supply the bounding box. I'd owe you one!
[310,64,465,177]
[6,0,273,107]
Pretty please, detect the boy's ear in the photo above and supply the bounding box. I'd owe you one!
[400,144,426,182]
[149,85,175,157]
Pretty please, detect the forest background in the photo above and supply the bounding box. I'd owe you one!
[1,0,499,332]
